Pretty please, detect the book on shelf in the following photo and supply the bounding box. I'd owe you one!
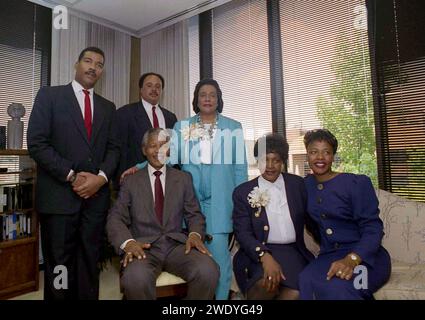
[0,211,32,241]
[0,184,33,213]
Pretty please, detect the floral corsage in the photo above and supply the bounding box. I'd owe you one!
[181,123,205,141]
[247,187,270,217]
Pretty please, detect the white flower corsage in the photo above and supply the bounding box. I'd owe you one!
[181,123,206,141]
[247,187,270,217]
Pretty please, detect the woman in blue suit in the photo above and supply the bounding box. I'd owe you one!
[122,79,248,299]
[299,129,391,300]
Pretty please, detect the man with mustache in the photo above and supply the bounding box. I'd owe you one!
[27,47,120,300]
[115,72,177,186]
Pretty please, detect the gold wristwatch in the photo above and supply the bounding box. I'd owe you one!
[348,253,361,266]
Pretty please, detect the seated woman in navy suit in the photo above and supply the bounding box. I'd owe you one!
[299,129,391,300]
[232,133,317,300]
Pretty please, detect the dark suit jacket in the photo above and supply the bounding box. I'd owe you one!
[116,101,177,179]
[232,173,318,292]
[27,83,120,214]
[106,166,205,253]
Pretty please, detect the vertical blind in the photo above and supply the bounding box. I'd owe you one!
[279,0,377,184]
[212,0,272,176]
[372,0,425,201]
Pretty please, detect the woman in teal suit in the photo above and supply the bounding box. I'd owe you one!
[122,79,248,299]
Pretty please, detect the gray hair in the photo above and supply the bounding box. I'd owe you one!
[141,128,170,147]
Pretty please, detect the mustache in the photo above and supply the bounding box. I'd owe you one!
[85,70,96,76]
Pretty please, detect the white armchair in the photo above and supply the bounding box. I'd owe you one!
[374,189,425,299]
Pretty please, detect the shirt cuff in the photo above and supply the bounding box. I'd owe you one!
[98,170,108,182]
[66,169,75,181]
[188,232,202,240]
[120,239,136,251]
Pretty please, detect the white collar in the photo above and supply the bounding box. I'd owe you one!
[147,163,166,177]
[258,173,284,189]
[141,98,158,109]
[72,80,94,95]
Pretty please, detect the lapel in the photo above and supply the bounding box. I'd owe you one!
[183,116,198,164]
[162,166,177,226]
[136,101,153,131]
[282,173,299,228]
[212,114,223,163]
[65,83,90,146]
[160,105,172,128]
[139,167,156,223]
[90,93,105,145]
[252,177,270,226]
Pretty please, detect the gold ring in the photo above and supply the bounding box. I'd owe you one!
[337,270,343,275]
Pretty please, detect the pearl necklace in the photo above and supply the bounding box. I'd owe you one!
[197,113,218,141]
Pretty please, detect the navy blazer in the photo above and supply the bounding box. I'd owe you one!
[116,101,177,180]
[27,83,120,214]
[232,173,318,292]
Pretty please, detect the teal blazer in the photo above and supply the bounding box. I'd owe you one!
[137,114,248,233]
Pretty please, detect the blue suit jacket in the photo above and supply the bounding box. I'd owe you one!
[232,173,317,292]
[171,114,248,234]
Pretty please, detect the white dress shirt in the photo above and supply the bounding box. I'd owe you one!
[258,174,296,244]
[142,98,166,129]
[199,123,216,164]
[72,80,94,121]
[67,80,107,182]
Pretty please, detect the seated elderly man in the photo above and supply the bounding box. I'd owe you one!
[106,128,219,300]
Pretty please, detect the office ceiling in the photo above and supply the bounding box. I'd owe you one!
[31,0,231,35]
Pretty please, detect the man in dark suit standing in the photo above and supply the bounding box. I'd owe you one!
[27,47,120,300]
[116,72,177,182]
[107,128,219,299]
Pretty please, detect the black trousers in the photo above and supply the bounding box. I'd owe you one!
[39,202,106,300]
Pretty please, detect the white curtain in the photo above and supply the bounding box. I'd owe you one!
[51,14,131,108]
[140,21,190,121]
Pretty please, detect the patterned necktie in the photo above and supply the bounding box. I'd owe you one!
[152,106,159,128]
[83,89,92,139]
[154,171,164,224]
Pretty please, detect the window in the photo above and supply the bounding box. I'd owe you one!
[0,45,42,150]
[0,0,51,184]
[188,14,200,115]
[212,0,272,177]
[279,0,377,184]
[371,0,425,201]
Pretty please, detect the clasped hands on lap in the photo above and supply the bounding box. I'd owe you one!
[121,233,212,268]
[72,172,106,199]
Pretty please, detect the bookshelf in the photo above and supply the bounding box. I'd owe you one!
[0,149,39,299]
